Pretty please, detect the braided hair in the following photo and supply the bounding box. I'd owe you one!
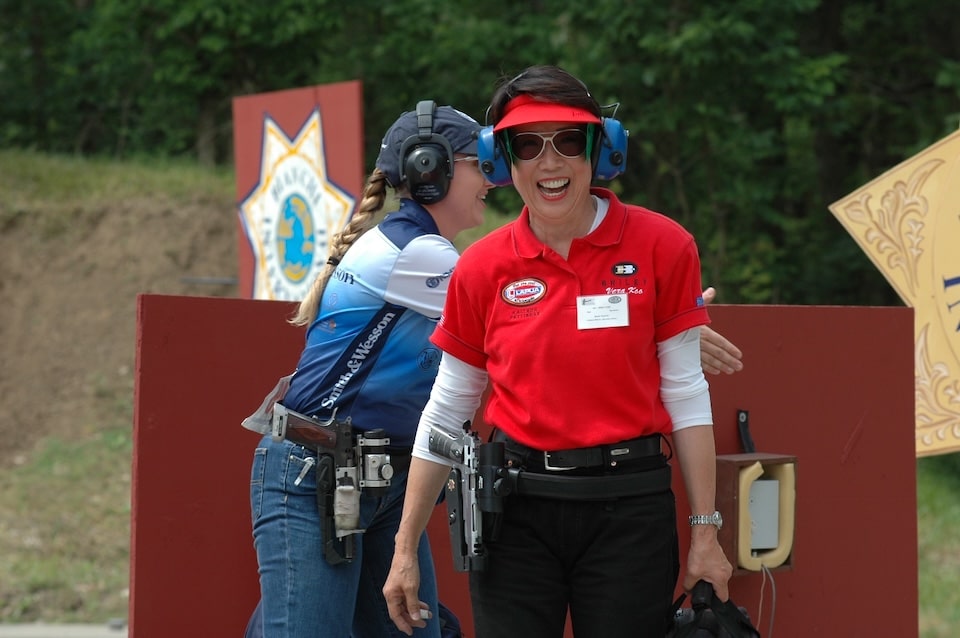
[289,168,392,327]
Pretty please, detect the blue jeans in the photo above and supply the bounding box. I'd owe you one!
[250,435,440,637]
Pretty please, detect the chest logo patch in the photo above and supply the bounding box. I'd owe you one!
[502,278,547,306]
[612,262,638,276]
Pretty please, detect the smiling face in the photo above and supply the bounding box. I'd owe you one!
[508,122,595,228]
[428,154,493,241]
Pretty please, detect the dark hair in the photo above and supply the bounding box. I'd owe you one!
[487,65,602,127]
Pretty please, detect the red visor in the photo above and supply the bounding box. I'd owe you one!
[493,94,601,132]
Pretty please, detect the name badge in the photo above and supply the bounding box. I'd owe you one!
[576,294,629,330]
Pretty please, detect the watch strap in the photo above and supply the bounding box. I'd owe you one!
[688,510,722,528]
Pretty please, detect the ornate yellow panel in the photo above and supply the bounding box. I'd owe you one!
[830,129,960,457]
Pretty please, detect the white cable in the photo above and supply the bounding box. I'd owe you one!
[761,564,777,638]
[757,566,766,627]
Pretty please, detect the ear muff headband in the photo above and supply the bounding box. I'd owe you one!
[398,100,455,204]
[477,118,628,187]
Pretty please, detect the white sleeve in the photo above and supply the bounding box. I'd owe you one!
[384,235,459,319]
[413,353,489,464]
[657,327,714,431]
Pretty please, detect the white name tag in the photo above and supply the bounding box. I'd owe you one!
[576,294,629,329]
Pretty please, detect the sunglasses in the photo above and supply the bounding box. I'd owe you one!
[508,128,589,161]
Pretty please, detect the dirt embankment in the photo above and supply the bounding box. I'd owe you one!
[0,193,238,463]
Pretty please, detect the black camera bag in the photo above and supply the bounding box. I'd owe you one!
[666,580,761,638]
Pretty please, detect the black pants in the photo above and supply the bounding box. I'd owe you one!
[469,466,679,638]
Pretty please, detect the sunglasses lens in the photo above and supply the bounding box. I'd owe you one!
[510,129,588,161]
[553,130,587,157]
[554,130,587,157]
[512,133,546,161]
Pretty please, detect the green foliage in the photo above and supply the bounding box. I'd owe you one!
[0,149,234,207]
[1,0,958,304]
[917,455,960,636]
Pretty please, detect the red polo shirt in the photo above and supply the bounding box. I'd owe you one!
[432,188,709,450]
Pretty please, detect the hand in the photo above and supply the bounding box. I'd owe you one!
[701,287,743,375]
[383,552,430,636]
[683,526,734,601]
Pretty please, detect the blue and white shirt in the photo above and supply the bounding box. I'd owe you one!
[281,199,459,449]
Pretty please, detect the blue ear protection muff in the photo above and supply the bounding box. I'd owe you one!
[477,125,511,187]
[594,117,628,180]
[478,117,628,187]
[399,100,455,204]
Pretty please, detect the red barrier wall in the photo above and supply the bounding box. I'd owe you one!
[131,296,916,637]
[677,305,917,635]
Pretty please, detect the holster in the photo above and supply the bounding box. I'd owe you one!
[275,405,396,564]
[315,454,353,564]
[442,440,505,572]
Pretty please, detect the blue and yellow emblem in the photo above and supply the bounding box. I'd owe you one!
[239,109,356,300]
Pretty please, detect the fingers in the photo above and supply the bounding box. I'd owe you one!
[384,593,413,636]
[712,579,730,603]
[384,568,429,636]
[386,614,412,635]
[700,326,744,375]
[385,597,429,636]
[400,600,429,631]
[698,288,744,375]
[700,347,725,376]
[681,576,731,603]
[685,534,734,603]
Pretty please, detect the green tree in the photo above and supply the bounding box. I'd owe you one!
[2,0,958,305]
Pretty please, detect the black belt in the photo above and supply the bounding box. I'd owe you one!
[499,432,664,471]
[385,449,412,474]
[289,440,412,475]
[499,464,671,500]
[279,409,409,455]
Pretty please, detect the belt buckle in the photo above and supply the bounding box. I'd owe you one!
[543,451,576,472]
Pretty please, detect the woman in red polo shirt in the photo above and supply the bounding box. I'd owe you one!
[384,66,733,637]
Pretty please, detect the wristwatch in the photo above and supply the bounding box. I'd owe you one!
[689,510,723,530]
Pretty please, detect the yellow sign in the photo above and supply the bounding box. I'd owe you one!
[829,129,960,457]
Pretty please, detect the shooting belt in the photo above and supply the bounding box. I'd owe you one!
[501,465,671,500]
[493,432,671,501]
[276,406,412,473]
